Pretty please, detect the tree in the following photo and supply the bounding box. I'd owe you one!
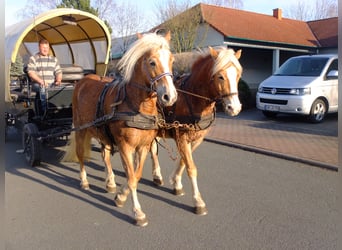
[18,0,115,33]
[109,2,150,53]
[284,0,337,21]
[155,1,204,53]
[203,0,243,9]
[57,0,98,15]
[56,0,113,33]
[155,0,244,53]
[155,0,192,23]
[10,55,24,76]
[18,0,60,19]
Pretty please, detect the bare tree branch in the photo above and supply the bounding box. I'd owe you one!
[156,2,204,53]
[284,0,337,21]
[110,2,150,53]
[18,0,61,20]
[203,0,243,9]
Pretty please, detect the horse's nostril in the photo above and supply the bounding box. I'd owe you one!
[163,94,170,102]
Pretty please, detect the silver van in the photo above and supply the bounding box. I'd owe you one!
[256,54,338,123]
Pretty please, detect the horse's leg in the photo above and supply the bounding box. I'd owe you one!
[177,139,208,215]
[131,146,149,226]
[169,158,186,196]
[75,130,90,190]
[101,144,116,193]
[113,146,133,207]
[114,145,149,227]
[150,138,164,186]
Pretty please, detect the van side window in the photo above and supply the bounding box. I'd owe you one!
[325,59,338,80]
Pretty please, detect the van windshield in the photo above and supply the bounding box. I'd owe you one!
[274,57,329,76]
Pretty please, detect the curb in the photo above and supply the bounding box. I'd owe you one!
[204,138,338,172]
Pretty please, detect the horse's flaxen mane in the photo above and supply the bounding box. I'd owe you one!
[116,33,171,84]
[211,47,242,77]
[192,47,242,78]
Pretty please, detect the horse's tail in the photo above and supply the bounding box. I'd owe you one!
[61,130,92,162]
[61,131,79,162]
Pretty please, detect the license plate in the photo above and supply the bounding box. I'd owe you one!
[265,105,279,111]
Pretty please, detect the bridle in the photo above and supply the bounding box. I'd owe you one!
[134,56,173,93]
[177,75,238,103]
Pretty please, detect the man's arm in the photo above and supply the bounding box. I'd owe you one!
[54,59,62,85]
[55,72,62,85]
[27,71,45,87]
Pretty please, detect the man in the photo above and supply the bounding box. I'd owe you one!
[27,39,62,115]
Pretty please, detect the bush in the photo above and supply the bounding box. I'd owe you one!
[238,79,253,109]
[215,79,253,112]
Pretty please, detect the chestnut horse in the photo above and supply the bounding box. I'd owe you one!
[150,46,242,215]
[63,32,177,226]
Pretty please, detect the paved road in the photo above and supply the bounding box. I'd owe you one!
[5,129,338,249]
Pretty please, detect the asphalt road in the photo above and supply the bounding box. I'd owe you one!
[5,129,338,250]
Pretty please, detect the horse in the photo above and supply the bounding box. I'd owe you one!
[150,46,242,215]
[63,31,177,226]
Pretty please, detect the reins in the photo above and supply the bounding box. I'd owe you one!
[176,88,213,102]
[176,74,238,103]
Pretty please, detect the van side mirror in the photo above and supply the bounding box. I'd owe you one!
[326,70,338,79]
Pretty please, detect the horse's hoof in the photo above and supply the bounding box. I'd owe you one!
[135,217,148,227]
[114,195,125,208]
[106,185,116,193]
[195,206,208,215]
[173,188,185,196]
[81,183,90,190]
[153,178,164,186]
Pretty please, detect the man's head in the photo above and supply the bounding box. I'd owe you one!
[39,39,50,56]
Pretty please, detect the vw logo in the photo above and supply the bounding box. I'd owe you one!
[271,88,277,95]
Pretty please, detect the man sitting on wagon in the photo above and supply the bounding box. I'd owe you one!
[27,39,62,115]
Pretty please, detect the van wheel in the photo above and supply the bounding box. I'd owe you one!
[262,111,278,118]
[309,99,326,123]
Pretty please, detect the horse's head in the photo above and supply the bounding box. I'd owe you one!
[117,31,177,107]
[209,47,242,116]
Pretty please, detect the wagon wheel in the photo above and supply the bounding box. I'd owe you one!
[22,123,41,167]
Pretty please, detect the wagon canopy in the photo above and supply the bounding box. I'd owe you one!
[5,8,112,102]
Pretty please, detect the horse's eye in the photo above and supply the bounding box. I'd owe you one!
[218,75,225,81]
[149,61,156,67]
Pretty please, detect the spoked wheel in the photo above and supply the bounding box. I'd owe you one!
[22,123,41,167]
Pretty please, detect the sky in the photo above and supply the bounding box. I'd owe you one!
[5,0,318,28]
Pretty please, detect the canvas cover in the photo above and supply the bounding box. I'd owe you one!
[5,8,112,102]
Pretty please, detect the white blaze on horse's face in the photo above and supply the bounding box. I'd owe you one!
[154,49,177,106]
[223,66,242,116]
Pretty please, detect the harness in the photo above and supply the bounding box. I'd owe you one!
[94,76,161,153]
[159,74,217,132]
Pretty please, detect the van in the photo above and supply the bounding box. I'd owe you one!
[256,54,338,123]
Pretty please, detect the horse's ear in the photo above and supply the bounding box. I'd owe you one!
[235,49,242,59]
[209,46,218,59]
[137,33,143,39]
[164,30,171,43]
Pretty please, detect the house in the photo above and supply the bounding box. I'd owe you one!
[176,3,338,92]
[111,3,338,94]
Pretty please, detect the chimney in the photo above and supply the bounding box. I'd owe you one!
[273,8,282,20]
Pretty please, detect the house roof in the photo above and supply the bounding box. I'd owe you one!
[307,17,338,47]
[196,3,337,49]
[199,4,319,48]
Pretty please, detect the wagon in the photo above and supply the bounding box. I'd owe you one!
[5,8,112,166]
